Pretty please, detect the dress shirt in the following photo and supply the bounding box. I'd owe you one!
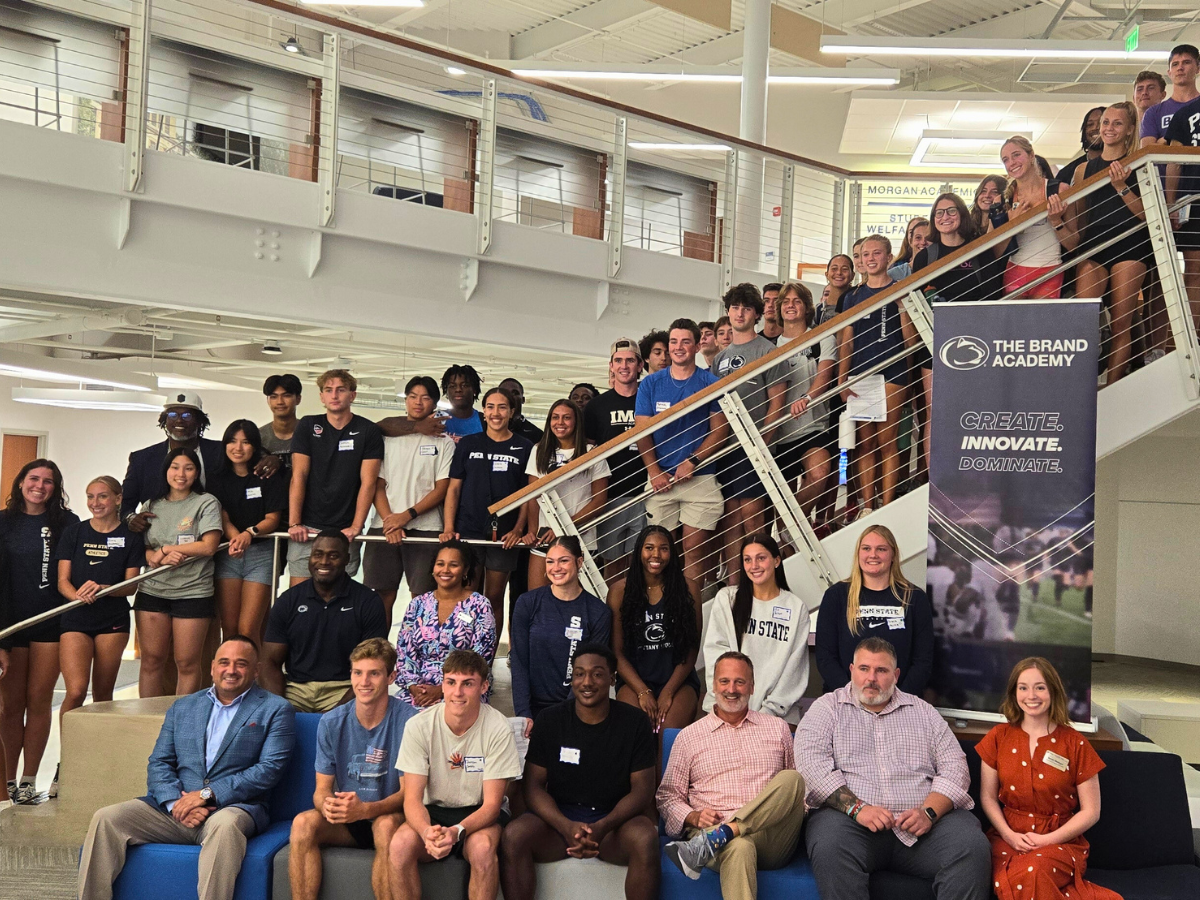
[656,709,794,837]
[795,684,972,846]
[165,686,249,813]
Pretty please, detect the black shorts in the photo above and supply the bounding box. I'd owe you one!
[716,447,769,501]
[459,533,519,574]
[6,617,61,647]
[1176,217,1200,252]
[61,598,131,637]
[345,819,377,850]
[775,434,834,485]
[133,591,215,619]
[61,622,131,640]
[425,804,511,858]
[1084,228,1150,270]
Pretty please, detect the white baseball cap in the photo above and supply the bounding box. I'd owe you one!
[163,391,204,412]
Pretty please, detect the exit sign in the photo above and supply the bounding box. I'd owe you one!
[1125,25,1139,53]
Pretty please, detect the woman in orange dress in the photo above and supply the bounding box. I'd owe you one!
[977,657,1121,900]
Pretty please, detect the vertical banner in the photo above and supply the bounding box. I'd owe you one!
[926,300,1099,722]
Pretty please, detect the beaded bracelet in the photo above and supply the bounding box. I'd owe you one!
[637,688,653,698]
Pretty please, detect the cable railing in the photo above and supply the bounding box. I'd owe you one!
[489,145,1200,603]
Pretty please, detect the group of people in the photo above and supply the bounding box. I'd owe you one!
[74,629,1118,900]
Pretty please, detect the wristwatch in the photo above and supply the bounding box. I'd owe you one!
[452,824,466,843]
[200,787,216,807]
[247,526,259,537]
[687,454,701,467]
[924,807,938,824]
[407,507,419,519]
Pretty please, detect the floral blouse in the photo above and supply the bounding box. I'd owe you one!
[394,591,497,703]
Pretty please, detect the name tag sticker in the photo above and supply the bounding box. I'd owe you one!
[559,747,581,765]
[1042,750,1070,772]
[887,617,905,630]
[464,756,485,773]
[338,439,355,451]
[245,486,262,499]
[107,537,125,548]
[655,401,671,413]
[457,612,474,624]
[492,460,508,472]
[564,626,583,641]
[419,445,438,456]
[177,534,195,544]
[772,606,792,622]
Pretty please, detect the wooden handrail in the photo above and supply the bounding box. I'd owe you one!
[486,145,1200,516]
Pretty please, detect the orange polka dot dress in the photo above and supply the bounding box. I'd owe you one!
[977,723,1121,900]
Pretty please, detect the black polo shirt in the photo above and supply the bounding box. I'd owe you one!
[264,575,388,683]
[291,413,384,530]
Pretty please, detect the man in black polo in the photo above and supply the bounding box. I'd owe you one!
[261,531,388,713]
[499,377,544,444]
[288,369,384,586]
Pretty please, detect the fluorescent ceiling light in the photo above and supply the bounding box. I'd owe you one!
[509,63,899,86]
[300,1,422,6]
[446,67,466,77]
[629,142,732,152]
[909,130,1016,170]
[822,35,1169,61]
[157,375,254,392]
[13,388,167,412]
[0,361,150,392]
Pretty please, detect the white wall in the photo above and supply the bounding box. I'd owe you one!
[0,385,324,509]
[1091,425,1200,666]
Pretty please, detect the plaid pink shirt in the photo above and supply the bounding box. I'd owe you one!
[795,685,972,846]
[656,709,795,837]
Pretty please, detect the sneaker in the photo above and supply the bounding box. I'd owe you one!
[14,781,37,805]
[1145,349,1166,364]
[5,781,15,803]
[664,831,718,880]
[854,505,875,522]
[49,764,59,799]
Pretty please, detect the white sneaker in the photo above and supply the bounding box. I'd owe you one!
[14,781,37,805]
[1145,349,1166,364]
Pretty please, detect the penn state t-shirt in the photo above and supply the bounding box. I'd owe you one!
[55,520,144,632]
[449,431,534,537]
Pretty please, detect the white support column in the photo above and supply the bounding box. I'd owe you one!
[717,393,839,589]
[123,0,151,194]
[720,149,738,293]
[537,491,607,599]
[609,117,628,277]
[901,290,935,353]
[317,33,340,228]
[777,164,794,283]
[1138,163,1200,399]
[850,181,863,248]
[477,79,498,255]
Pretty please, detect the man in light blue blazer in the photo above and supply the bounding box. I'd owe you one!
[78,635,296,900]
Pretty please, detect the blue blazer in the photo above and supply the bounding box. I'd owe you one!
[121,438,225,518]
[140,684,295,833]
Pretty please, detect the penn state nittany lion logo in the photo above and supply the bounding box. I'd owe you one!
[939,336,990,371]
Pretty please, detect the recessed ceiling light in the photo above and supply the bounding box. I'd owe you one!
[262,340,283,355]
[910,130,1015,169]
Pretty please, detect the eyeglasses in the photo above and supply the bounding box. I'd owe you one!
[165,410,196,420]
[933,208,960,220]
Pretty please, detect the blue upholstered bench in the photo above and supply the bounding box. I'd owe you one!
[111,712,320,900]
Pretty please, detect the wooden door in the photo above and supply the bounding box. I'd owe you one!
[1,434,42,505]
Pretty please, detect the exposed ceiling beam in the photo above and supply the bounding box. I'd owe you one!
[800,0,942,31]
[0,307,148,344]
[647,0,842,65]
[511,0,658,59]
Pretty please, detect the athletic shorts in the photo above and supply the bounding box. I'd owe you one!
[775,434,833,486]
[460,533,519,574]
[1176,218,1200,251]
[644,473,723,532]
[1004,262,1064,300]
[716,447,769,502]
[215,540,275,586]
[594,500,646,560]
[362,528,438,596]
[287,532,362,578]
[345,819,379,850]
[6,617,61,647]
[426,804,511,858]
[61,598,131,637]
[133,592,215,619]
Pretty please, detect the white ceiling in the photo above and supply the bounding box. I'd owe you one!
[0,291,612,417]
[839,90,1123,163]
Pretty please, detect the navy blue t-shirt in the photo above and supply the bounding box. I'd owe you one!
[814,581,934,695]
[842,282,907,383]
[510,585,612,719]
[55,520,144,633]
[291,414,385,530]
[448,431,534,537]
[0,509,79,622]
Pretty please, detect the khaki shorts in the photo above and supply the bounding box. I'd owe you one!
[285,679,353,713]
[644,473,723,532]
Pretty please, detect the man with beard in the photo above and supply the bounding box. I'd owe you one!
[1056,107,1104,188]
[656,652,805,897]
[796,638,989,900]
[261,531,388,713]
[121,393,227,530]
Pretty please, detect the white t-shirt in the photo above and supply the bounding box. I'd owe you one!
[395,702,521,808]
[525,448,611,518]
[368,433,456,532]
